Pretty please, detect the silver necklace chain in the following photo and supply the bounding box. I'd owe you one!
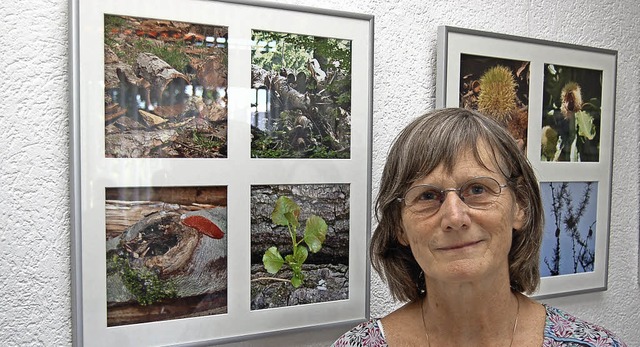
[420,293,520,347]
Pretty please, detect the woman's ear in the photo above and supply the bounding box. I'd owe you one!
[396,225,409,246]
[512,201,526,231]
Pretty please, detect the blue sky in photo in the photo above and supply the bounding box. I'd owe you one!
[539,182,598,277]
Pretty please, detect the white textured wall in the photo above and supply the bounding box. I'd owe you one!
[1,0,638,346]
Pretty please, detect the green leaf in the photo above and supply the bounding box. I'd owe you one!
[575,111,596,140]
[262,246,284,274]
[303,215,328,253]
[292,245,309,265]
[285,247,307,273]
[286,246,308,287]
[271,196,300,228]
[291,271,304,288]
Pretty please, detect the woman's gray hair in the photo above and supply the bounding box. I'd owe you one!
[370,108,543,302]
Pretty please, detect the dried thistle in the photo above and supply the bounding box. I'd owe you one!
[477,65,517,123]
[560,82,583,119]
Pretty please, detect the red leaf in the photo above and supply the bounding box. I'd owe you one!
[181,215,224,239]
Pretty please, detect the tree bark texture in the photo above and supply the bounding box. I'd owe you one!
[135,52,190,106]
[250,264,348,310]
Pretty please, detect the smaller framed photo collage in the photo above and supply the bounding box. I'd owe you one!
[436,26,618,299]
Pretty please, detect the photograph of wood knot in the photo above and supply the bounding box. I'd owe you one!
[105,186,227,326]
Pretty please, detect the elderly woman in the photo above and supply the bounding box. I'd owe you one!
[333,108,626,346]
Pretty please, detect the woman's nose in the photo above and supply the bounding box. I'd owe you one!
[438,191,471,230]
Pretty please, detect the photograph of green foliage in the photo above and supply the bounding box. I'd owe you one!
[250,184,349,309]
[250,30,352,158]
[103,15,228,158]
[541,64,603,162]
[539,182,597,277]
[458,54,530,150]
[105,186,227,326]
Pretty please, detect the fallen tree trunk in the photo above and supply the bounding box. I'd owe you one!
[251,64,308,110]
[135,52,190,106]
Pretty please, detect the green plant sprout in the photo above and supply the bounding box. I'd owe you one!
[261,196,328,288]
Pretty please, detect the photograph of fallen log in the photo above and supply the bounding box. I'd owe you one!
[250,30,352,158]
[104,15,228,158]
[105,186,227,326]
[250,184,350,310]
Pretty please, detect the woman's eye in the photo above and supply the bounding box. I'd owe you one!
[467,184,486,195]
[418,190,439,201]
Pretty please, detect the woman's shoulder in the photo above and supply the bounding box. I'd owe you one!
[331,318,388,347]
[543,304,627,347]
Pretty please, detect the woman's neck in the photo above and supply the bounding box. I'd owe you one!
[422,279,519,346]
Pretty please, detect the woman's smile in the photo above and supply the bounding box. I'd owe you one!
[436,239,484,251]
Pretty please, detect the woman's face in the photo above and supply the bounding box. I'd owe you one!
[398,144,525,288]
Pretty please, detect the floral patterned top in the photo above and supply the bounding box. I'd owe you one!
[332,305,626,347]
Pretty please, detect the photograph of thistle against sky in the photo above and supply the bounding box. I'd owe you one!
[459,54,530,150]
[250,30,352,159]
[250,184,349,310]
[105,186,227,326]
[539,182,597,278]
[541,64,603,162]
[104,15,228,158]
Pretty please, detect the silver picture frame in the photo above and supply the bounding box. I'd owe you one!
[436,25,617,299]
[70,0,373,345]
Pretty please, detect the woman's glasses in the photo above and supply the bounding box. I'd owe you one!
[398,176,509,216]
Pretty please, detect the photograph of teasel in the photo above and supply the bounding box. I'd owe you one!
[103,15,228,158]
[541,64,603,162]
[458,54,530,151]
[250,30,352,159]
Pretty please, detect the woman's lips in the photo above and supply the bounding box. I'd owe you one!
[438,240,483,251]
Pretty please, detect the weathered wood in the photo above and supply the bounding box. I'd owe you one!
[106,207,228,326]
[251,64,308,110]
[105,103,127,123]
[250,64,347,150]
[135,52,190,105]
[104,48,136,90]
[250,264,348,310]
[139,109,168,127]
[105,186,227,206]
[105,200,216,237]
[107,290,227,326]
[105,129,178,158]
[193,51,227,91]
[103,15,229,159]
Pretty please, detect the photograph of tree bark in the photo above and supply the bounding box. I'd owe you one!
[105,186,227,326]
[250,30,352,159]
[459,54,530,151]
[103,15,228,158]
[250,184,349,310]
